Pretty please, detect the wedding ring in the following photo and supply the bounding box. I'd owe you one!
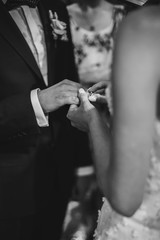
[87,89,93,96]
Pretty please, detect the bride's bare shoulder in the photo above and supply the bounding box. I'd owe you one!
[115,6,160,88]
[115,5,160,53]
[121,6,160,33]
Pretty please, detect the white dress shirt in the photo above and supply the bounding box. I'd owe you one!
[3,0,49,126]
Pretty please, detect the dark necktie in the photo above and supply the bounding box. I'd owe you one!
[5,0,40,10]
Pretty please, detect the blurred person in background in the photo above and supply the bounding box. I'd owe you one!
[60,0,125,239]
[67,0,126,90]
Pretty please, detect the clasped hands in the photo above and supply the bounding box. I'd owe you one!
[37,79,108,132]
[67,81,108,132]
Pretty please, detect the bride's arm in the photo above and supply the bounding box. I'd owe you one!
[67,88,111,193]
[106,8,159,216]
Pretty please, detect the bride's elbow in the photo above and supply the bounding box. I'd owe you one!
[109,200,140,217]
[107,192,143,217]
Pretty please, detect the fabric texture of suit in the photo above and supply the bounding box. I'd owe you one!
[0,0,91,237]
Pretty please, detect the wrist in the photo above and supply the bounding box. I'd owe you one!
[88,109,101,127]
[88,109,110,136]
[37,89,49,114]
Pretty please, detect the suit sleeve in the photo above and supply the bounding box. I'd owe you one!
[0,92,40,143]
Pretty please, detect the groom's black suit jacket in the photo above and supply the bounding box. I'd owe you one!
[0,0,91,229]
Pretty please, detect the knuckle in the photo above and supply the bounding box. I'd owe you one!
[63,79,70,84]
[66,113,70,119]
[71,122,76,128]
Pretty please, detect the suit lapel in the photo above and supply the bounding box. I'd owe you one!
[0,2,43,80]
[38,2,56,87]
[38,2,61,141]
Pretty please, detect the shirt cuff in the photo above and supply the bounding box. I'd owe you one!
[75,166,95,176]
[31,89,49,127]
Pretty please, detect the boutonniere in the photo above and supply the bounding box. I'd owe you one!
[49,10,68,42]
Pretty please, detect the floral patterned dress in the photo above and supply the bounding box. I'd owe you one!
[69,5,125,89]
[94,121,160,240]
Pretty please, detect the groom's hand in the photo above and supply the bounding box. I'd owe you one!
[88,81,108,94]
[88,81,108,106]
[38,79,80,113]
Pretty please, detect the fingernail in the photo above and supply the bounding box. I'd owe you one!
[79,88,85,94]
[73,97,79,103]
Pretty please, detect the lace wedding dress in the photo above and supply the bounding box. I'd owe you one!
[94,121,160,240]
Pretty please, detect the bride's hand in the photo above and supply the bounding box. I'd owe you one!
[67,88,97,132]
[88,92,107,105]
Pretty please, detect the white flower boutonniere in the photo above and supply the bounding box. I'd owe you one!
[49,10,68,42]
